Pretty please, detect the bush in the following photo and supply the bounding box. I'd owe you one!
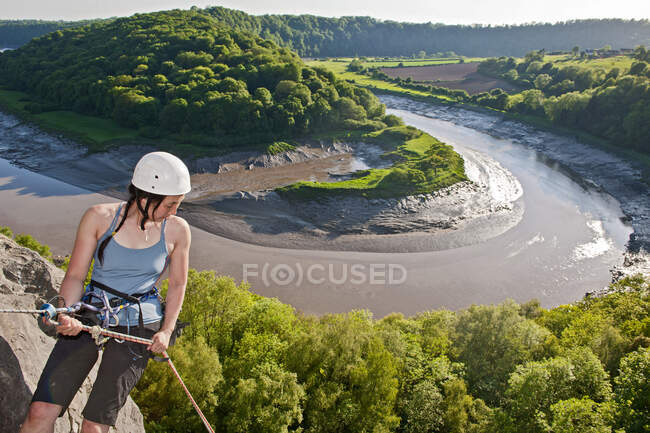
[383,114,404,127]
[15,233,53,261]
[0,225,13,238]
[266,141,295,155]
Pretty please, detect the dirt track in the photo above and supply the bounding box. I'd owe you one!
[380,62,520,95]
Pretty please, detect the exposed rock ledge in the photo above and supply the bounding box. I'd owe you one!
[0,234,145,433]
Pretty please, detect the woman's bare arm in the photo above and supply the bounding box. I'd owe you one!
[148,217,191,353]
[56,206,104,335]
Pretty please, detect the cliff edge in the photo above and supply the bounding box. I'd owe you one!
[0,234,145,433]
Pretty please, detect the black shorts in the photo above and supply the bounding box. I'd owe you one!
[31,322,160,426]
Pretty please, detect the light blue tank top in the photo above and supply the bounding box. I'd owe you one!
[87,203,168,325]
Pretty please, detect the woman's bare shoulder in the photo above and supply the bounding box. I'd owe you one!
[166,215,191,242]
[79,203,123,236]
[85,202,122,221]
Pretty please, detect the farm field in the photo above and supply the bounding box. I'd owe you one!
[380,62,521,94]
[304,59,455,100]
[308,57,464,67]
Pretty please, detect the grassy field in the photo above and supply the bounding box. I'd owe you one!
[514,54,636,73]
[305,60,456,101]
[551,55,635,72]
[277,126,467,200]
[0,87,138,151]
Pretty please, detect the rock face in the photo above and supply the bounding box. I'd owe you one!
[610,250,650,283]
[0,234,145,433]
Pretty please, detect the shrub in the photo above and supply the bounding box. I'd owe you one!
[15,233,53,261]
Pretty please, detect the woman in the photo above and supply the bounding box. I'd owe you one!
[20,151,192,433]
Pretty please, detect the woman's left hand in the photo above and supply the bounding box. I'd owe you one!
[148,329,172,353]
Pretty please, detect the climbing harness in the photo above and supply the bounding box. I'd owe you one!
[1,302,215,433]
[83,279,159,340]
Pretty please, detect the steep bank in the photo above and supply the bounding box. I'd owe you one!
[0,234,145,433]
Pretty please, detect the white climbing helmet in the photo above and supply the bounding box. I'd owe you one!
[131,151,191,196]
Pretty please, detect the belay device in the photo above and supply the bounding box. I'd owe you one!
[0,302,215,433]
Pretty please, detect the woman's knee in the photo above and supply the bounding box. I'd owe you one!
[21,401,62,429]
[81,418,110,433]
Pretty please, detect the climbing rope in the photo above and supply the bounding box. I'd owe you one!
[1,303,215,433]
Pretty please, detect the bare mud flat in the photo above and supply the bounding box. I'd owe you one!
[380,62,520,94]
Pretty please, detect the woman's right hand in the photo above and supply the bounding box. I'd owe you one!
[56,314,83,336]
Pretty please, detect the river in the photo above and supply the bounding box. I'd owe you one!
[0,99,643,316]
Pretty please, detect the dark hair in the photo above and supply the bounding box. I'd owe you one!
[97,184,165,264]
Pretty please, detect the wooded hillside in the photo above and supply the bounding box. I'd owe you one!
[2,10,649,58]
[0,10,388,150]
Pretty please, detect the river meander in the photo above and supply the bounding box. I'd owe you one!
[0,98,643,316]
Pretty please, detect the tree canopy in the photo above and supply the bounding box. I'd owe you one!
[475,51,650,153]
[0,10,389,149]
[128,271,650,433]
[3,11,650,58]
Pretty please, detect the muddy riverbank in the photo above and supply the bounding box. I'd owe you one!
[0,108,524,252]
[381,95,650,253]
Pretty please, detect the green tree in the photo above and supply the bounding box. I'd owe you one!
[347,58,364,72]
[0,226,13,238]
[453,301,552,405]
[442,379,492,433]
[550,398,613,433]
[614,347,650,433]
[535,74,553,90]
[14,233,53,261]
[629,61,648,76]
[133,337,222,432]
[504,348,612,433]
[159,98,188,132]
[285,312,400,433]
[401,380,445,433]
[222,362,305,433]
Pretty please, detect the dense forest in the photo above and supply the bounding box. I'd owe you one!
[2,8,649,58]
[0,10,391,149]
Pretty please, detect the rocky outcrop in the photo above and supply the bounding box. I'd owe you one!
[610,250,650,283]
[0,234,145,433]
[189,141,353,174]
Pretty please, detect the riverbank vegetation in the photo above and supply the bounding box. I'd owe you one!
[476,49,650,154]
[317,50,650,160]
[0,88,139,149]
[133,270,649,433]
[277,125,467,200]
